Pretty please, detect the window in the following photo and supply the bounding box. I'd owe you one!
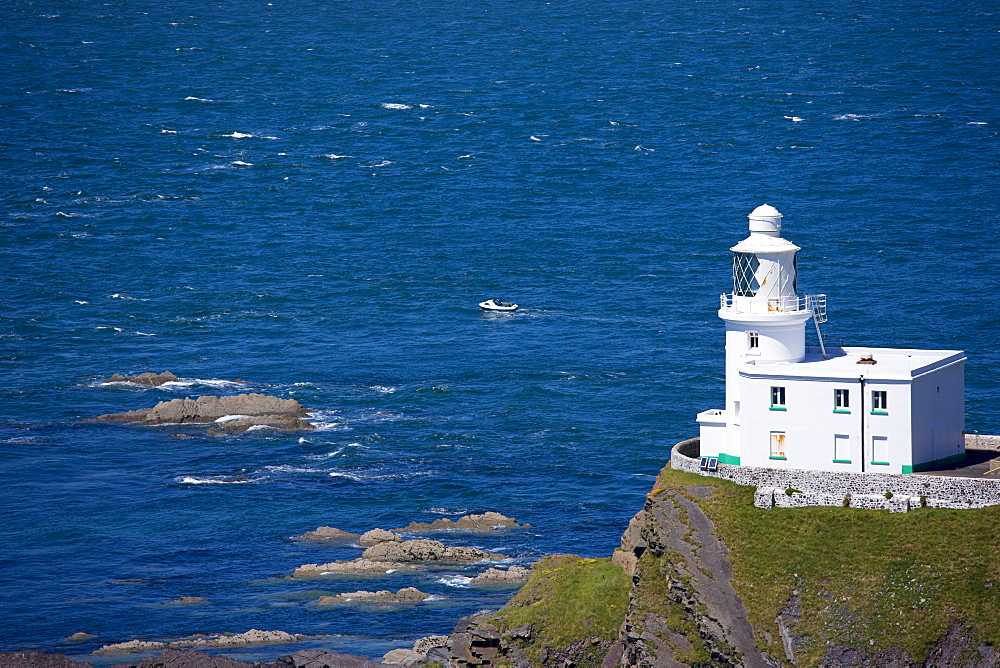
[834,434,850,463]
[872,436,889,465]
[770,431,786,459]
[872,390,888,414]
[834,388,850,412]
[748,331,759,350]
[770,386,786,410]
[733,252,760,296]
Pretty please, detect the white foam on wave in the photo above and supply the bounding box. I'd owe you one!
[159,378,244,390]
[161,129,178,134]
[135,331,155,336]
[783,115,804,122]
[262,464,327,474]
[833,113,874,121]
[184,96,213,102]
[362,160,393,168]
[231,160,253,167]
[371,385,396,394]
[96,326,124,332]
[75,300,89,304]
[214,414,252,423]
[175,475,262,485]
[967,121,987,125]
[222,132,255,138]
[322,154,352,159]
[437,575,472,588]
[304,447,345,459]
[380,103,412,110]
[109,293,149,301]
[429,507,469,515]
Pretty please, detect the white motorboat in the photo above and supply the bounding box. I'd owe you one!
[479,298,518,312]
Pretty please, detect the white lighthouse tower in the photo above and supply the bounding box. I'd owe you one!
[697,205,965,474]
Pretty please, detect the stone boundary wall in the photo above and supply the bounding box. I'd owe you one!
[965,433,1000,451]
[670,437,1000,513]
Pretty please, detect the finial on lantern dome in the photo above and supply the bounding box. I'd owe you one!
[748,204,782,235]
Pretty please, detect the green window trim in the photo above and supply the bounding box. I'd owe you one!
[769,406,787,411]
[832,459,852,464]
[833,408,851,414]
[870,410,888,415]
[870,461,890,466]
[769,455,787,460]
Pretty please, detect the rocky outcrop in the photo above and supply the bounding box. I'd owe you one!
[87,393,314,433]
[276,649,391,668]
[205,415,315,435]
[104,371,179,387]
[361,539,501,563]
[0,652,94,667]
[468,566,531,585]
[292,558,413,577]
[395,512,530,532]
[290,526,361,543]
[358,528,402,546]
[93,629,306,655]
[315,587,430,605]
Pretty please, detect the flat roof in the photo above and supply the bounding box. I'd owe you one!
[740,346,965,382]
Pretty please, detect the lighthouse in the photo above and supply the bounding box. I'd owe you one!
[697,205,966,474]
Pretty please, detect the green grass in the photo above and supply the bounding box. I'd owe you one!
[490,554,631,666]
[654,465,1000,665]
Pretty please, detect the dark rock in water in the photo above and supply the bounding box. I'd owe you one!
[290,526,361,543]
[104,371,179,387]
[276,649,391,667]
[0,651,94,667]
[87,393,313,434]
[361,538,501,563]
[108,648,261,667]
[394,511,530,532]
[315,587,430,605]
[357,528,401,546]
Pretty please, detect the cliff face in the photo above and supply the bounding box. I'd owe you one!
[451,462,1000,667]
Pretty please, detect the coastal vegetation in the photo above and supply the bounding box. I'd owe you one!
[490,554,630,666]
[649,465,1000,664]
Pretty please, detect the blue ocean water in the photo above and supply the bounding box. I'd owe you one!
[1,0,998,662]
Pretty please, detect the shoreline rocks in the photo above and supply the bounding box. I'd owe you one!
[92,629,306,655]
[87,393,315,434]
[358,528,402,546]
[315,587,430,605]
[104,371,179,387]
[290,526,361,543]
[394,512,530,532]
[292,559,414,577]
[361,539,502,564]
[469,566,531,586]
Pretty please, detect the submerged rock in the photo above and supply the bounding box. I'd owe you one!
[292,558,413,577]
[469,566,531,585]
[395,511,530,532]
[361,538,501,563]
[316,587,430,605]
[291,526,361,543]
[87,393,314,434]
[104,371,179,387]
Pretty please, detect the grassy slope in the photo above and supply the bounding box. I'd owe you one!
[654,465,1000,665]
[490,554,631,666]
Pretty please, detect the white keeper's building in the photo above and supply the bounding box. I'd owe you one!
[697,205,966,475]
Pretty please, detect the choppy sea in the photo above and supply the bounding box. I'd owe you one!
[2,0,998,662]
